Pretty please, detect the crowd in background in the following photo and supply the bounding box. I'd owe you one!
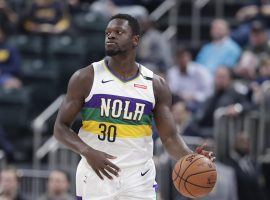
[0,166,73,200]
[0,0,270,200]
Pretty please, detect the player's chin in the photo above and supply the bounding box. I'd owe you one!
[105,49,120,56]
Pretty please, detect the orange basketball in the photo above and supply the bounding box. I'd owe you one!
[172,154,217,198]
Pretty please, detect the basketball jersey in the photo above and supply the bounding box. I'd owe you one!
[78,59,155,169]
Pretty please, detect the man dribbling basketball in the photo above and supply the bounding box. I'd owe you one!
[54,13,214,200]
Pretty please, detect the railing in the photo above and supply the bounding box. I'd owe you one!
[38,137,80,194]
[32,94,65,169]
[214,108,260,162]
[31,94,65,198]
[215,0,224,17]
[154,136,213,200]
[214,82,270,163]
[150,0,179,41]
[258,81,270,158]
[191,0,211,47]
[18,169,50,199]
[0,150,6,169]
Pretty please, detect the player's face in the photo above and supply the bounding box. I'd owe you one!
[105,19,138,56]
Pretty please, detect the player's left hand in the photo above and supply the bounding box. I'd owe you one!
[195,143,216,162]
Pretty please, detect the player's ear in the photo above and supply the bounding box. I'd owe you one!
[132,35,140,47]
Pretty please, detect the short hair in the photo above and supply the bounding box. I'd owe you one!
[109,13,141,36]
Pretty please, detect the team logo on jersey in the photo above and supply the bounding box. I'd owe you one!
[101,79,114,83]
[134,84,147,89]
[100,98,145,121]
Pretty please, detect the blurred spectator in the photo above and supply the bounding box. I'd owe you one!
[196,140,238,200]
[38,170,74,200]
[196,19,242,74]
[225,133,265,200]
[0,0,18,33]
[68,0,94,15]
[0,126,15,162]
[235,21,270,80]
[251,57,270,104]
[0,26,22,90]
[255,57,270,84]
[171,101,191,134]
[194,67,251,137]
[199,162,238,200]
[0,166,27,200]
[90,0,148,19]
[236,0,270,23]
[24,0,70,34]
[175,141,238,200]
[167,47,212,110]
[232,0,270,46]
[137,17,173,73]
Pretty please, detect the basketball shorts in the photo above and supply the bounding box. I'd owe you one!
[76,158,157,200]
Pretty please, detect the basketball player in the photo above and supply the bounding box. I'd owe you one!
[54,14,214,200]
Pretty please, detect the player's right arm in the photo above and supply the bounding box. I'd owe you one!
[153,75,214,161]
[54,66,120,180]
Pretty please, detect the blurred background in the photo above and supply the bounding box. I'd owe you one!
[0,0,270,199]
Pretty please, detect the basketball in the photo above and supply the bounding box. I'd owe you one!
[172,154,217,198]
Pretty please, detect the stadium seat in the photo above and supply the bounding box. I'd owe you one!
[48,35,87,57]
[73,12,107,33]
[21,59,60,83]
[7,35,43,58]
[0,87,30,127]
[47,35,88,91]
[84,33,105,63]
[20,59,61,115]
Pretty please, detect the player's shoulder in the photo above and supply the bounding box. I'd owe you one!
[138,62,167,92]
[152,73,170,103]
[71,64,94,84]
[68,64,94,98]
[152,73,167,89]
[138,63,154,80]
[151,73,172,105]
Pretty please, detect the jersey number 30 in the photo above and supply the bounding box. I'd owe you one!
[98,123,117,142]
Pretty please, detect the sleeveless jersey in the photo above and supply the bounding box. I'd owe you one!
[78,59,156,168]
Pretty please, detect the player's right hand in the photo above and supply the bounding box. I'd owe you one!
[83,148,120,180]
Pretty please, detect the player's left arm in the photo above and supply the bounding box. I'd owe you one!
[153,75,214,161]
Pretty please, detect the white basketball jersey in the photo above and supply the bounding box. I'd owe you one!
[78,59,155,168]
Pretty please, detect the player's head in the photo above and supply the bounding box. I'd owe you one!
[105,14,140,56]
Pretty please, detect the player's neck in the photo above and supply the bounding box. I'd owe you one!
[107,54,138,80]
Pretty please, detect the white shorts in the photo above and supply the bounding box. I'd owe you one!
[76,159,157,200]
